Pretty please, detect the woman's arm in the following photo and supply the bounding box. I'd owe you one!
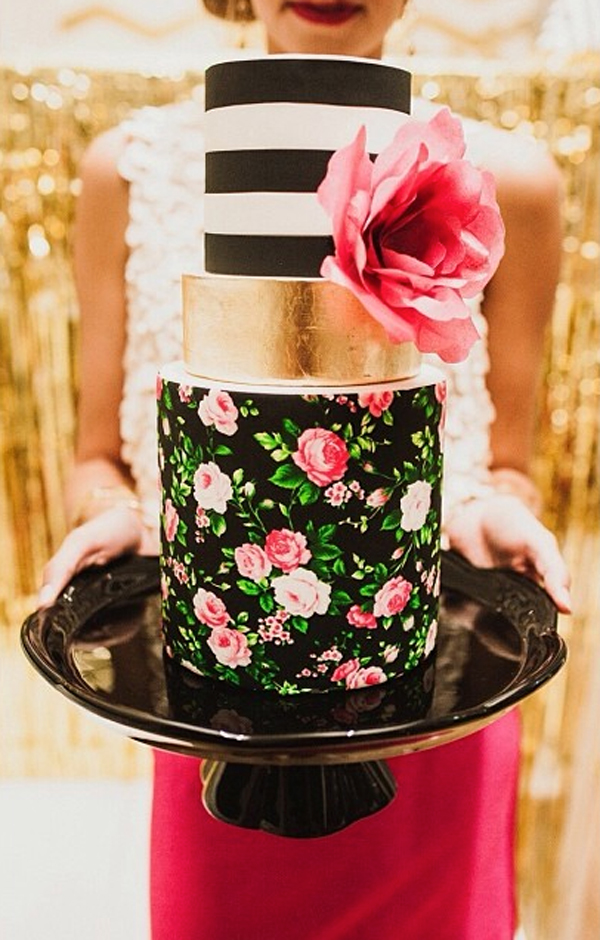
[484,143,563,477]
[39,128,151,605]
[446,139,571,611]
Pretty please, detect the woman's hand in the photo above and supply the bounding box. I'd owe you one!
[445,492,571,613]
[38,505,157,608]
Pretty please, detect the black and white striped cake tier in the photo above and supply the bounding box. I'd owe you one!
[204,56,411,278]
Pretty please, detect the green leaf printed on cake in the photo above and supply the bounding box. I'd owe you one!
[159,377,443,693]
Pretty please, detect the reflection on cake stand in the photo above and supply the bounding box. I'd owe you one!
[21,552,566,838]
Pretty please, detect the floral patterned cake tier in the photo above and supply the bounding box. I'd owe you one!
[158,363,444,695]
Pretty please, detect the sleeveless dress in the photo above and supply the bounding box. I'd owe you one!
[118,98,519,940]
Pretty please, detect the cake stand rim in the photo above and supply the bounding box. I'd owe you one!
[20,552,567,764]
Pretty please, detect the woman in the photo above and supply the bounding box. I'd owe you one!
[40,1,570,937]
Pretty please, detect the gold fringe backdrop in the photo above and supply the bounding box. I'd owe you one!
[1,57,599,938]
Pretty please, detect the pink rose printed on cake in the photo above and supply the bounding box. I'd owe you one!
[357,389,394,417]
[163,498,179,543]
[365,487,390,509]
[193,587,232,628]
[400,480,432,531]
[292,427,349,487]
[317,109,505,362]
[193,461,233,515]
[331,658,361,684]
[373,576,413,619]
[207,625,252,669]
[330,659,387,690]
[234,543,272,582]
[198,388,239,436]
[264,528,312,572]
[346,605,378,630]
[346,665,387,689]
[272,568,331,618]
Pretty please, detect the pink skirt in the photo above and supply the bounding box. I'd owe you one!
[150,709,519,940]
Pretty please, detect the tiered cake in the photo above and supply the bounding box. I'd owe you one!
[158,56,445,695]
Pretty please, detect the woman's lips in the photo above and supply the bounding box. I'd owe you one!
[286,3,362,26]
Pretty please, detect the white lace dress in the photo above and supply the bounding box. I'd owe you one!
[117,98,495,533]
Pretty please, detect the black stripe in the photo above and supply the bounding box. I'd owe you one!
[205,234,334,278]
[206,149,379,194]
[205,58,411,113]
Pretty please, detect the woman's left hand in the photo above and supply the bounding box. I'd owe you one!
[445,492,571,613]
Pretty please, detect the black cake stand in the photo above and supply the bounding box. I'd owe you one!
[21,551,566,838]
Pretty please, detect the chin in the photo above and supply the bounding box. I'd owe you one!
[270,35,379,58]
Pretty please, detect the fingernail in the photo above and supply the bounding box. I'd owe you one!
[38,584,55,608]
[556,585,572,613]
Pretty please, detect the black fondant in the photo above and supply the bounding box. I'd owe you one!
[204,233,335,277]
[205,57,411,113]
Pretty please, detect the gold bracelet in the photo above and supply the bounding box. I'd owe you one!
[71,485,143,529]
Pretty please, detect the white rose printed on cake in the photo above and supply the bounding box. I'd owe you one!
[158,55,504,695]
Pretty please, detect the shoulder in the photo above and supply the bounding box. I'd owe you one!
[79,124,128,188]
[75,126,130,264]
[463,118,562,213]
[413,97,562,219]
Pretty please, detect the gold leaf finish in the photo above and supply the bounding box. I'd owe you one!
[183,275,420,385]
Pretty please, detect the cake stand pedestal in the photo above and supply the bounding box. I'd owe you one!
[21,552,566,838]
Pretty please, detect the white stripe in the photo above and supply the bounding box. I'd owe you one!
[204,192,331,237]
[205,102,409,155]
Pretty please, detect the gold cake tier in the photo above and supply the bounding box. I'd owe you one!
[182,275,421,386]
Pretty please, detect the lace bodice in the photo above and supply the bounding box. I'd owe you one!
[118,98,494,530]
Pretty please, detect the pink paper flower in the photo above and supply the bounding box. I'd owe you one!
[234,543,272,581]
[264,528,311,573]
[193,462,232,515]
[292,427,349,487]
[198,388,239,436]
[272,568,331,618]
[317,109,505,362]
[373,576,413,619]
[207,626,252,669]
[193,588,232,628]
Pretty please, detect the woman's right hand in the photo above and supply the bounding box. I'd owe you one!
[38,505,157,608]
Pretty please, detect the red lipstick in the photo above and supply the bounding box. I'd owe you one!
[286,3,362,26]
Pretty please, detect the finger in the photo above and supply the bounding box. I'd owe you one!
[527,528,572,614]
[38,529,100,607]
[539,559,572,614]
[38,508,145,608]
